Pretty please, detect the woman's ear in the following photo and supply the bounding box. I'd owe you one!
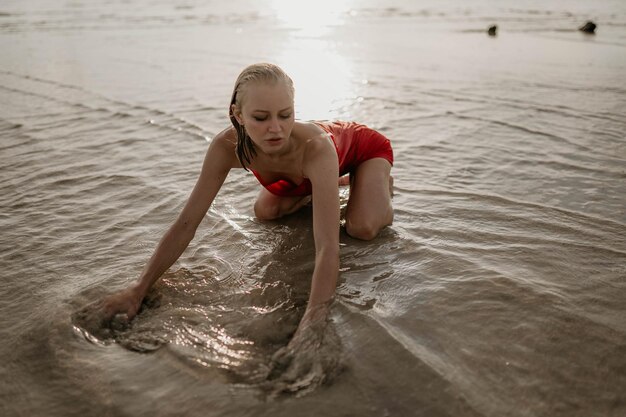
[230,104,243,125]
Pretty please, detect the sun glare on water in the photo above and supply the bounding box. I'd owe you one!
[270,0,353,37]
[280,47,357,121]
[270,0,361,120]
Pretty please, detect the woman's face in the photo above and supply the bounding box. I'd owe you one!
[234,80,295,155]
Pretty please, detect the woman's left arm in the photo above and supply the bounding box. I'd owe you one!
[267,136,340,382]
[301,136,341,323]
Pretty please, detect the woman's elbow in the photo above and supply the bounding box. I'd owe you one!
[316,243,340,259]
[173,218,198,242]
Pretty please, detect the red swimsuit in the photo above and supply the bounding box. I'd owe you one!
[251,121,393,197]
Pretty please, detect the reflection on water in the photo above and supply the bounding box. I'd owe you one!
[71,224,344,398]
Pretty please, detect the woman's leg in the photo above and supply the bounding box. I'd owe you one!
[254,188,311,220]
[345,158,393,240]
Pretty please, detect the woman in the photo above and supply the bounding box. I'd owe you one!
[95,63,393,344]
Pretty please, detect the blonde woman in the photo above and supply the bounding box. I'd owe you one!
[95,63,393,353]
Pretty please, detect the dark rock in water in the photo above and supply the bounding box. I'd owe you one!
[488,25,497,37]
[579,21,596,34]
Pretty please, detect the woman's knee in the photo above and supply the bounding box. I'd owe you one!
[345,218,382,241]
[345,205,393,240]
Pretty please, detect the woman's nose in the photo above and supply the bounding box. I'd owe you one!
[268,118,281,132]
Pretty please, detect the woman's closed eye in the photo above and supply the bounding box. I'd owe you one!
[253,113,291,122]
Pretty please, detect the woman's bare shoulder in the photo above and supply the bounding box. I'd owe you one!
[205,126,242,169]
[294,120,326,138]
[298,122,336,164]
[212,126,237,148]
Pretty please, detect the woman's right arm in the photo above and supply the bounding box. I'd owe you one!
[98,130,238,323]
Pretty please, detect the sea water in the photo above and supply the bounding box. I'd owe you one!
[1,1,625,416]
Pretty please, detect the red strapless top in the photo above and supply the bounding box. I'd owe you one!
[251,121,392,197]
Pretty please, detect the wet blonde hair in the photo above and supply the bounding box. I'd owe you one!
[229,63,295,170]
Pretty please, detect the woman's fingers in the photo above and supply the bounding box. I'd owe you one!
[110,313,131,331]
[268,346,292,380]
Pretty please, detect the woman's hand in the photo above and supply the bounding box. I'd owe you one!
[266,301,342,397]
[97,285,145,326]
[73,285,145,340]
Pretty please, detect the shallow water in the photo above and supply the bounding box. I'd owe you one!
[1,1,625,416]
